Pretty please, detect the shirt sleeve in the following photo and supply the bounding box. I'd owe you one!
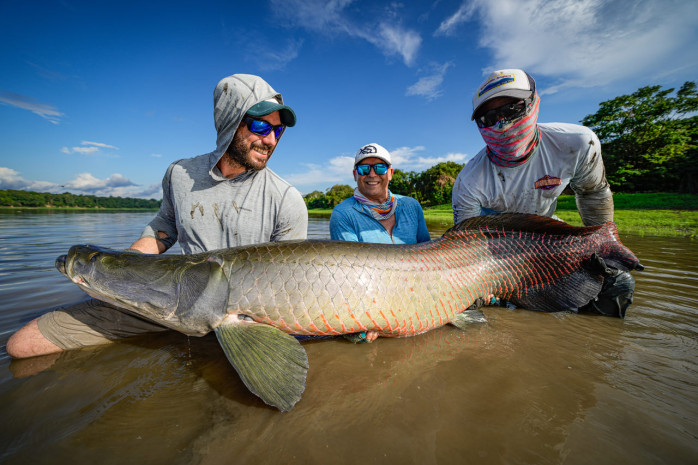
[329,207,359,242]
[140,163,179,250]
[413,201,431,243]
[569,130,614,225]
[271,186,308,241]
[452,172,482,225]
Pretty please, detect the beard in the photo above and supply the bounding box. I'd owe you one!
[222,131,275,172]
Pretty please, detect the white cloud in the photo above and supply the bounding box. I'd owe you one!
[248,38,304,71]
[406,62,453,100]
[390,146,470,171]
[270,0,422,66]
[0,167,56,191]
[71,146,100,155]
[61,140,119,155]
[284,145,472,193]
[368,24,422,67]
[81,141,118,149]
[284,155,355,192]
[439,0,698,90]
[0,167,158,198]
[135,183,163,199]
[63,173,136,192]
[0,90,64,124]
[434,2,475,36]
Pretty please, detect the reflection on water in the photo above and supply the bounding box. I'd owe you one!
[0,212,696,464]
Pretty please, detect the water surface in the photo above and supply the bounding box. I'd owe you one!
[0,211,696,464]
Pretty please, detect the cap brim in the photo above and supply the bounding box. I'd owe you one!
[355,156,391,165]
[247,101,297,127]
[471,88,533,120]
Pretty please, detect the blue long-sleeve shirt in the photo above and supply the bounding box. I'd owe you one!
[329,195,431,244]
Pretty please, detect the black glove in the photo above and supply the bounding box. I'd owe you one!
[579,255,635,318]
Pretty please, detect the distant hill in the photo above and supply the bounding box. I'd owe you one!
[0,189,161,209]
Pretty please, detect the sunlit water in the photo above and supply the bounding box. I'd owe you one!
[0,211,696,464]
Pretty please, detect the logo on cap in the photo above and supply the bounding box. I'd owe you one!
[359,145,378,155]
[478,73,516,97]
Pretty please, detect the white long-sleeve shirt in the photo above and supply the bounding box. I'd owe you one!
[452,123,613,226]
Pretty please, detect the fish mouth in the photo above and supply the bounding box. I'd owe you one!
[56,254,67,275]
[55,251,87,285]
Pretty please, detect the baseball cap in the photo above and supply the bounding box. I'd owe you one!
[471,69,536,120]
[248,98,297,127]
[354,143,391,165]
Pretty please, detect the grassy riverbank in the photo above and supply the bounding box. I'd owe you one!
[309,193,698,237]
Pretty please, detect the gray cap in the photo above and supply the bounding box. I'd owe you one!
[248,98,297,127]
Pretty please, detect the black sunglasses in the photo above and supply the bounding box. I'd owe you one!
[242,116,286,139]
[355,163,390,176]
[475,98,532,128]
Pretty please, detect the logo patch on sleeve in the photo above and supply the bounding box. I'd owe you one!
[534,175,562,190]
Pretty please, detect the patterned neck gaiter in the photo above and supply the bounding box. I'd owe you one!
[353,188,398,221]
[478,94,541,168]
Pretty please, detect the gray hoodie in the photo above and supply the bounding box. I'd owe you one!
[141,74,308,254]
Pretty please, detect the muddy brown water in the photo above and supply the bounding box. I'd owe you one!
[0,211,696,464]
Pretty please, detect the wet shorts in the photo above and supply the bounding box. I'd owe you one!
[36,298,169,350]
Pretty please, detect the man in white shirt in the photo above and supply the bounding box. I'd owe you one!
[452,69,633,318]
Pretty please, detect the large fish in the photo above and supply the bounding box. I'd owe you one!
[56,214,641,411]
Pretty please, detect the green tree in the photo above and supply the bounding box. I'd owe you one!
[325,184,353,207]
[303,190,329,209]
[390,169,419,200]
[0,189,161,209]
[303,185,354,209]
[582,81,698,193]
[414,161,464,206]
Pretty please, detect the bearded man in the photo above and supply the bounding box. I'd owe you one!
[8,74,308,358]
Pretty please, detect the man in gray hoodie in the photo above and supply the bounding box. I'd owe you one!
[8,74,308,358]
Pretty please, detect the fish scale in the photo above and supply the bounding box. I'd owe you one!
[215,217,627,337]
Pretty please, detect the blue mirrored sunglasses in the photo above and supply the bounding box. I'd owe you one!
[355,163,389,176]
[243,116,286,139]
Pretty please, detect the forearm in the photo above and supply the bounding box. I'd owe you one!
[128,233,168,254]
[575,187,614,226]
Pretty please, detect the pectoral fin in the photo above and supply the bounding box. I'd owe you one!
[214,323,309,412]
[449,309,488,330]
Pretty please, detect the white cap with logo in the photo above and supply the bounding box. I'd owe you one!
[354,143,392,165]
[471,69,536,120]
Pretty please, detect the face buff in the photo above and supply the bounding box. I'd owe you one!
[478,94,541,168]
[353,188,398,221]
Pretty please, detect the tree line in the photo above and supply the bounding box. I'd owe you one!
[0,189,161,209]
[305,81,698,208]
[303,160,466,209]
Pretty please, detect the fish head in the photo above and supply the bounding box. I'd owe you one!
[56,245,230,334]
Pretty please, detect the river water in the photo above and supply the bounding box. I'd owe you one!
[0,211,696,464]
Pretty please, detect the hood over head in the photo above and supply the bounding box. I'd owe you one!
[211,74,295,179]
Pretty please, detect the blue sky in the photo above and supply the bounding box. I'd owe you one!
[1,0,697,199]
